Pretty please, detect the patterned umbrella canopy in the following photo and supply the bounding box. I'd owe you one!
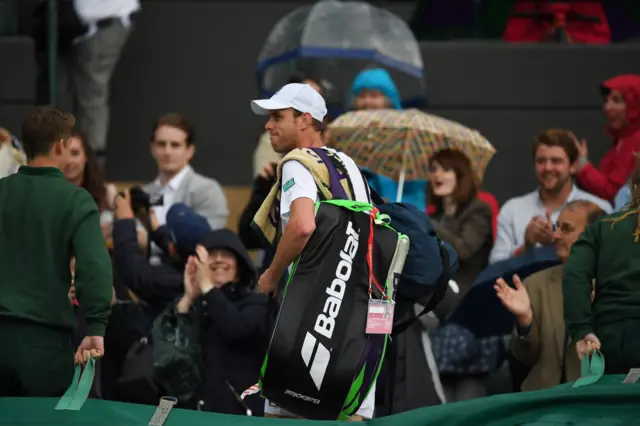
[328,109,496,183]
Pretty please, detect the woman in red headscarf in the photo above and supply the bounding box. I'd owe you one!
[575,74,640,202]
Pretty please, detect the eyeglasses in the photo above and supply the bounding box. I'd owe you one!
[554,222,576,235]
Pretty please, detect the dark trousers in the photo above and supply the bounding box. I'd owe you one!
[0,317,74,397]
[598,319,640,374]
[35,19,133,153]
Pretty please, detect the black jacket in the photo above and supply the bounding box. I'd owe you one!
[376,312,444,416]
[195,229,269,415]
[238,173,275,250]
[112,219,183,312]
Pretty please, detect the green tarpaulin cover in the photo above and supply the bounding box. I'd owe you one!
[1,375,638,425]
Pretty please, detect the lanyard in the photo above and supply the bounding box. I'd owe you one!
[366,206,388,299]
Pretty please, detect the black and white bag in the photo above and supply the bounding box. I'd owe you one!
[255,199,409,420]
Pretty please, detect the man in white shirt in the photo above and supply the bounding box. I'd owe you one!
[250,83,374,420]
[490,129,611,264]
[144,113,228,230]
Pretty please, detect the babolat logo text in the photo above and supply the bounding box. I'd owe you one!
[285,389,321,404]
[314,220,359,339]
[300,221,360,390]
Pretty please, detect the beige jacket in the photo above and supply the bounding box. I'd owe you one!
[510,264,581,391]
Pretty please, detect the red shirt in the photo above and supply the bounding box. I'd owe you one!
[577,137,640,202]
[503,1,611,45]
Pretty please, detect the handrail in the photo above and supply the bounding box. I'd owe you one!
[46,0,58,106]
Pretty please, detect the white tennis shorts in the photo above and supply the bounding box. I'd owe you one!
[264,381,376,419]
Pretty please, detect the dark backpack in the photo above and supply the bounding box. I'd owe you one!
[117,304,203,405]
[312,148,459,335]
[368,190,459,335]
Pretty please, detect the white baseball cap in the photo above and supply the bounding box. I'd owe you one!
[251,83,327,122]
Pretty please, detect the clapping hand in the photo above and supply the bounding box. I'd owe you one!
[182,256,200,301]
[571,132,589,170]
[194,245,215,294]
[177,256,199,314]
[525,215,554,247]
[495,274,533,326]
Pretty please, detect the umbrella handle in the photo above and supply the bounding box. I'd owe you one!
[396,169,405,202]
[396,149,408,202]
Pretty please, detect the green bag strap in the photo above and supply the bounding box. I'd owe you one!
[322,199,392,225]
[323,199,373,213]
[55,358,96,411]
[572,350,605,388]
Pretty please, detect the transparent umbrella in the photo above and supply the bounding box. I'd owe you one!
[257,0,426,111]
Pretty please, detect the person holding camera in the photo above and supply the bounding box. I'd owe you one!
[112,196,212,313]
[106,198,212,399]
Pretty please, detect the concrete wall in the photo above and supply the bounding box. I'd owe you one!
[3,1,640,208]
[0,37,35,138]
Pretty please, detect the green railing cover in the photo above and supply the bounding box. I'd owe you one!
[0,374,637,424]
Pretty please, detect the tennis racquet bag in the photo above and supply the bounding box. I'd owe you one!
[259,199,409,420]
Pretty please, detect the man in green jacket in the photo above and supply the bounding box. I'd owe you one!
[0,106,113,397]
[563,168,640,373]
